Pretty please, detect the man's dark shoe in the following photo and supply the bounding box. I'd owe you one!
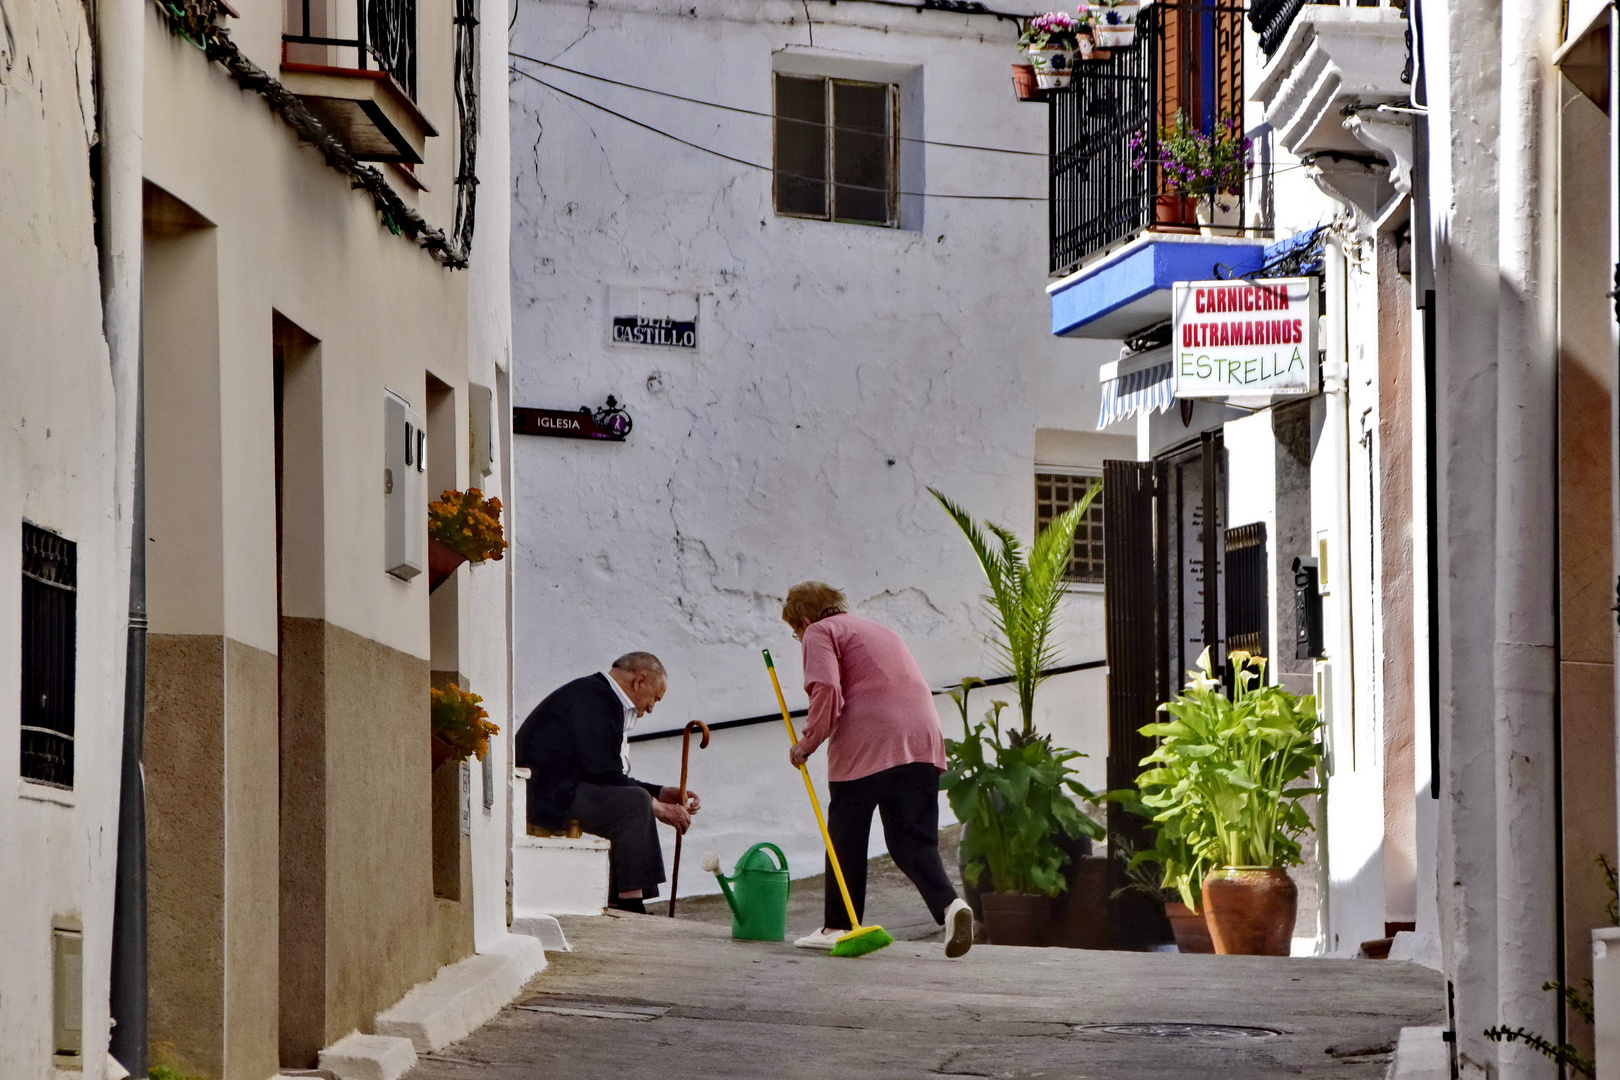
[611,897,647,914]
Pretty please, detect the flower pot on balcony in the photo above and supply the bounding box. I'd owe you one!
[427,537,466,593]
[1154,194,1199,232]
[1011,63,1045,102]
[1089,2,1140,46]
[1196,195,1243,235]
[980,891,1052,947]
[1165,901,1215,954]
[1201,867,1298,956]
[1027,48,1073,89]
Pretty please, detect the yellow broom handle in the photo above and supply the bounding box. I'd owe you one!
[763,650,863,931]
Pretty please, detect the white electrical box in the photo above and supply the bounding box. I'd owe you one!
[384,389,426,580]
[469,382,494,478]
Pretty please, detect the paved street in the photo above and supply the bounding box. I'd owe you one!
[410,910,1444,1080]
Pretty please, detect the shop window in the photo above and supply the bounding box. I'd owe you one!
[774,74,897,227]
[1036,472,1105,584]
[21,522,76,788]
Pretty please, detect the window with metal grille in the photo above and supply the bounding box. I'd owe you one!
[1036,472,1105,584]
[774,75,897,227]
[1223,522,1268,657]
[21,523,76,788]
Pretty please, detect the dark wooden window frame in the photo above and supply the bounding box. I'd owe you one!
[21,521,77,789]
[773,73,900,228]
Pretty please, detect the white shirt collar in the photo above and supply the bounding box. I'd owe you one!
[601,670,637,724]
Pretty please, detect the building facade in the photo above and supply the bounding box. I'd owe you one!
[508,0,1127,887]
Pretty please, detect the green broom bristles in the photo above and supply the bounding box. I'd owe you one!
[829,924,894,958]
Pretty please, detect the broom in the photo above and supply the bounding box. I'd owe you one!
[763,649,894,958]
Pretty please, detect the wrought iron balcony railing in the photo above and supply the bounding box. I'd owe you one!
[285,0,417,99]
[1048,2,1256,277]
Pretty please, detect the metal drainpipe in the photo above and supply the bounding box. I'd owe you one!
[98,0,147,1070]
[1494,0,1561,1073]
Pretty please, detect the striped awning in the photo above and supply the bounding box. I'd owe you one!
[1097,350,1174,430]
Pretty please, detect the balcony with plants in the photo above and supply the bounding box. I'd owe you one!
[1033,3,1270,339]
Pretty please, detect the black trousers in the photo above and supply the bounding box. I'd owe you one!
[824,761,957,931]
[572,782,665,899]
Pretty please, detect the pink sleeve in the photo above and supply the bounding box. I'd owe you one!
[798,624,844,754]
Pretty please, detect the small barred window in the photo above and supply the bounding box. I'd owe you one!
[1035,472,1104,584]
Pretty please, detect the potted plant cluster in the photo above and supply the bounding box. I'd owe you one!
[1134,648,1323,955]
[930,484,1106,946]
[427,486,508,593]
[1020,12,1083,90]
[1138,111,1251,234]
[431,682,500,769]
[943,699,1104,945]
[1080,0,1141,47]
[1108,796,1216,953]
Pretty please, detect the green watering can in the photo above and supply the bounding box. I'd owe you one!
[699,843,790,941]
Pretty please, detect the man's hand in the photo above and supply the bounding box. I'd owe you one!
[789,741,813,769]
[657,785,701,814]
[651,798,692,835]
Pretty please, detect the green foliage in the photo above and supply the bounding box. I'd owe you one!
[150,1065,206,1080]
[1135,649,1322,895]
[1483,1022,1594,1078]
[930,485,1097,736]
[942,699,1105,898]
[1603,852,1618,926]
[1106,789,1213,912]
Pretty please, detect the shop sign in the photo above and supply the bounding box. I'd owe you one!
[1171,277,1318,398]
[513,397,632,442]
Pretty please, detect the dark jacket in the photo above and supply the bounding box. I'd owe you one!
[515,673,661,830]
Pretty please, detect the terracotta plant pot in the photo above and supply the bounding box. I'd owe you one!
[1165,900,1214,954]
[430,733,457,770]
[427,537,466,593]
[1201,867,1298,956]
[980,891,1052,947]
[1011,63,1045,102]
[1153,194,1199,232]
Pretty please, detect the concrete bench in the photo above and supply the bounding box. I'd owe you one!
[511,768,610,922]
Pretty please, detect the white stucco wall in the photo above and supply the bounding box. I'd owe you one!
[509,0,1119,899]
[0,0,128,1074]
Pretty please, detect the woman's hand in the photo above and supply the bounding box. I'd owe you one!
[789,741,813,769]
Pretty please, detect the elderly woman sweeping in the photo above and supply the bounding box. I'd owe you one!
[782,581,974,958]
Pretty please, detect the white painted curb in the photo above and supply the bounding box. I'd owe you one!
[374,934,549,1053]
[512,913,571,951]
[318,1032,417,1080]
[1384,1026,1449,1080]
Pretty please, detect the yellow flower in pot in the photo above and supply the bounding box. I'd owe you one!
[1136,648,1323,955]
[430,682,500,769]
[427,487,508,592]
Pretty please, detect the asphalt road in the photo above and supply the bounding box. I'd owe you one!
[407,911,1445,1080]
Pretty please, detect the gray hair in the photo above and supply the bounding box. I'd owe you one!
[611,651,666,678]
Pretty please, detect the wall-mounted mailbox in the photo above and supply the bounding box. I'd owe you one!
[1293,556,1323,660]
[385,389,426,580]
[469,382,494,478]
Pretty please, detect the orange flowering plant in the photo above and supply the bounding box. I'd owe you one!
[431,683,500,762]
[428,487,508,563]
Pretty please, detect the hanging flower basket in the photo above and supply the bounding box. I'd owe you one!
[1020,12,1081,89]
[1027,48,1073,89]
[1084,1,1141,47]
[431,683,500,767]
[427,487,507,593]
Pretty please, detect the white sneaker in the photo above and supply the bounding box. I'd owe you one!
[793,928,843,950]
[944,898,974,958]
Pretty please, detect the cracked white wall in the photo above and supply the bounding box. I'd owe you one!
[509,0,1127,893]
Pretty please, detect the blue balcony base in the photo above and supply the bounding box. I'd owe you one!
[1048,234,1269,340]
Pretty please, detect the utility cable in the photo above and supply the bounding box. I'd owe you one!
[510,50,1049,158]
[511,66,1050,201]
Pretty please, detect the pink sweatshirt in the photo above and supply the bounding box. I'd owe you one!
[797,612,946,782]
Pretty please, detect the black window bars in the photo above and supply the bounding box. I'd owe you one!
[21,523,76,789]
[285,0,417,100]
[1048,2,1256,277]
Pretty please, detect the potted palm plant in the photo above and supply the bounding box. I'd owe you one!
[427,487,508,593]
[942,700,1103,945]
[930,485,1105,945]
[1136,648,1322,955]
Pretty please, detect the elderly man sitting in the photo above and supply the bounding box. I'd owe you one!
[515,652,700,913]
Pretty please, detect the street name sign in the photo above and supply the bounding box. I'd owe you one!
[1171,277,1318,398]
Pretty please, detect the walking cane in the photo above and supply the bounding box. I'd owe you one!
[667,719,710,917]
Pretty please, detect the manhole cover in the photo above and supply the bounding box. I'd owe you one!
[1076,1022,1281,1039]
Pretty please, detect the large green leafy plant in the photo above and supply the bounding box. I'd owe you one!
[1135,648,1322,904]
[943,698,1104,897]
[929,485,1098,735]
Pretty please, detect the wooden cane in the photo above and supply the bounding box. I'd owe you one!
[667,719,711,917]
